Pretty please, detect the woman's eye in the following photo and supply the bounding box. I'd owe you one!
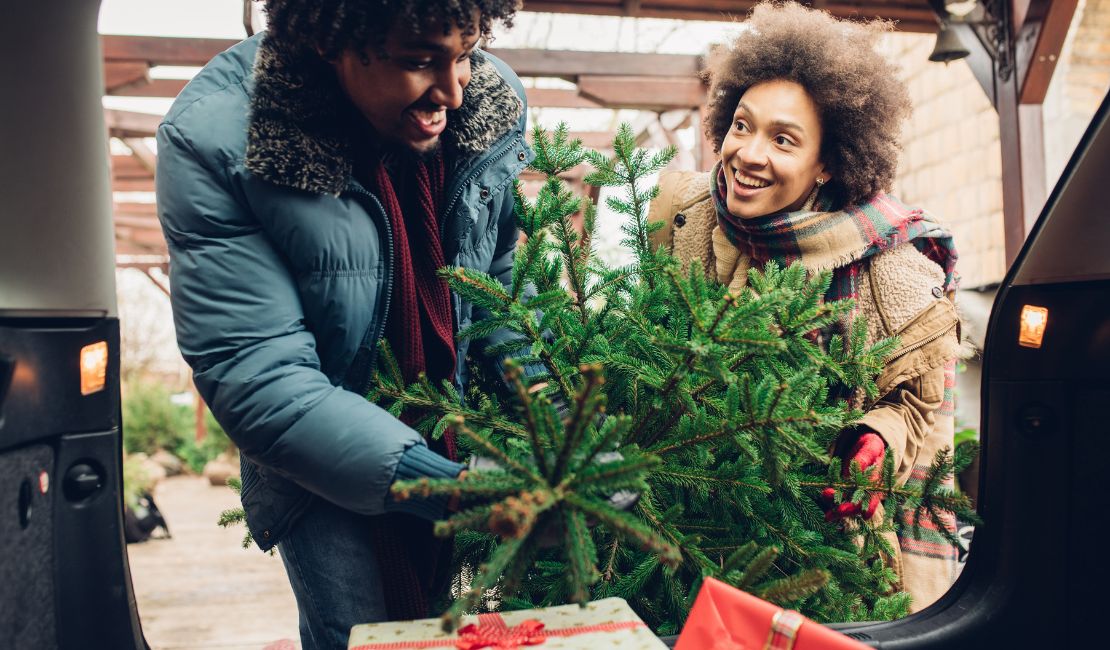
[733,121,748,132]
[774,135,794,146]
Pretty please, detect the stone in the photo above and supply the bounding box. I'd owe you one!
[203,456,238,487]
[150,449,184,477]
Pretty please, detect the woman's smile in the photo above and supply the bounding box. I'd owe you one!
[732,170,773,198]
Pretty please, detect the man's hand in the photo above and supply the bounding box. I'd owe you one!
[821,432,886,521]
[447,469,468,513]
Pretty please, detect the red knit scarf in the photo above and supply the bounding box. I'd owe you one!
[364,150,459,621]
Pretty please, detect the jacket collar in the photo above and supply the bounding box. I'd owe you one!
[245,35,523,196]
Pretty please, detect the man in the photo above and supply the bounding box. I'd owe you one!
[156,1,530,647]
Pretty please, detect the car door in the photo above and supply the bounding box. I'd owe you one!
[0,2,145,648]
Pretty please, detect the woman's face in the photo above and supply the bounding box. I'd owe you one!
[720,79,829,219]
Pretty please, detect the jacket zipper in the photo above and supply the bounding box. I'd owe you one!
[344,183,395,396]
[888,318,958,361]
[440,133,520,240]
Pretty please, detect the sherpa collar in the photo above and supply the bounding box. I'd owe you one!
[245,35,523,196]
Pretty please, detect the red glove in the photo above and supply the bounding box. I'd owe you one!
[821,432,886,521]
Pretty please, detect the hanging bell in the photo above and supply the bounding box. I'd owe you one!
[929,22,970,63]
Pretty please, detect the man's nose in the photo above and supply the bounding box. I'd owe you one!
[429,62,466,110]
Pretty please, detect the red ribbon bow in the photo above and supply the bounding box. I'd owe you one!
[455,617,546,650]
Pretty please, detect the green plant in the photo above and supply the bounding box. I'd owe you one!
[174,411,237,474]
[122,381,192,455]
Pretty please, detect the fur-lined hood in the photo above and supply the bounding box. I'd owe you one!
[245,34,524,195]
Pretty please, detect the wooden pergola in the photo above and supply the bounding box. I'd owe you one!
[106,0,1076,270]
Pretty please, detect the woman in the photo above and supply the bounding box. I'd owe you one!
[648,1,962,612]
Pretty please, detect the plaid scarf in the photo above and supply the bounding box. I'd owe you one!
[711,162,959,303]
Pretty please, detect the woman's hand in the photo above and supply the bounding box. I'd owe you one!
[822,432,886,521]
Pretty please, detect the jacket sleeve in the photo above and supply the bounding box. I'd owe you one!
[856,365,946,479]
[156,123,461,519]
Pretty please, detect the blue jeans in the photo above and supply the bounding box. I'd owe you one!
[277,498,388,650]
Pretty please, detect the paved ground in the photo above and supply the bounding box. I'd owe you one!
[127,475,301,650]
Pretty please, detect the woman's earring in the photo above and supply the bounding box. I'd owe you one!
[816,178,826,187]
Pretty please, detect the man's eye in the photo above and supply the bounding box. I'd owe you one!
[403,59,433,69]
[733,121,748,132]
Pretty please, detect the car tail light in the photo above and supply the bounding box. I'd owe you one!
[1018,305,1049,349]
[79,341,108,395]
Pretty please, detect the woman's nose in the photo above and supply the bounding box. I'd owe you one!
[737,137,769,167]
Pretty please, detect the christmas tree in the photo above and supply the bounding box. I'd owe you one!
[378,124,979,632]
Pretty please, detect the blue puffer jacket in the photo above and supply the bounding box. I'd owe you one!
[156,33,533,550]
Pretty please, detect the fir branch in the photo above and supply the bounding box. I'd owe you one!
[649,413,830,456]
[563,509,600,603]
[566,493,681,567]
[550,364,606,483]
[652,469,772,495]
[505,362,550,476]
[757,569,830,604]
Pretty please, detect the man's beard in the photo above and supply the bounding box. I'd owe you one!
[379,135,442,168]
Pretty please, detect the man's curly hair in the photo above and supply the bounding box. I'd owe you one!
[263,0,521,59]
[704,1,912,208]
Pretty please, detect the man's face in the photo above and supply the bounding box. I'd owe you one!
[332,18,480,155]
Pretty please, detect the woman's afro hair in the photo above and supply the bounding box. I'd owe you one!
[262,0,521,59]
[704,1,912,208]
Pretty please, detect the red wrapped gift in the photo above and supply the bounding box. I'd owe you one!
[675,578,869,650]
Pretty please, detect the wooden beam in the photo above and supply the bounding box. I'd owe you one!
[115,256,169,271]
[566,132,615,151]
[122,138,158,175]
[577,75,705,111]
[104,109,162,138]
[114,203,158,219]
[525,88,603,109]
[114,226,168,250]
[103,61,150,93]
[111,155,154,180]
[113,178,156,193]
[996,63,1046,266]
[101,34,237,66]
[528,130,615,150]
[489,47,700,78]
[518,1,939,33]
[115,240,165,256]
[107,77,188,98]
[1017,0,1079,105]
[100,35,707,78]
